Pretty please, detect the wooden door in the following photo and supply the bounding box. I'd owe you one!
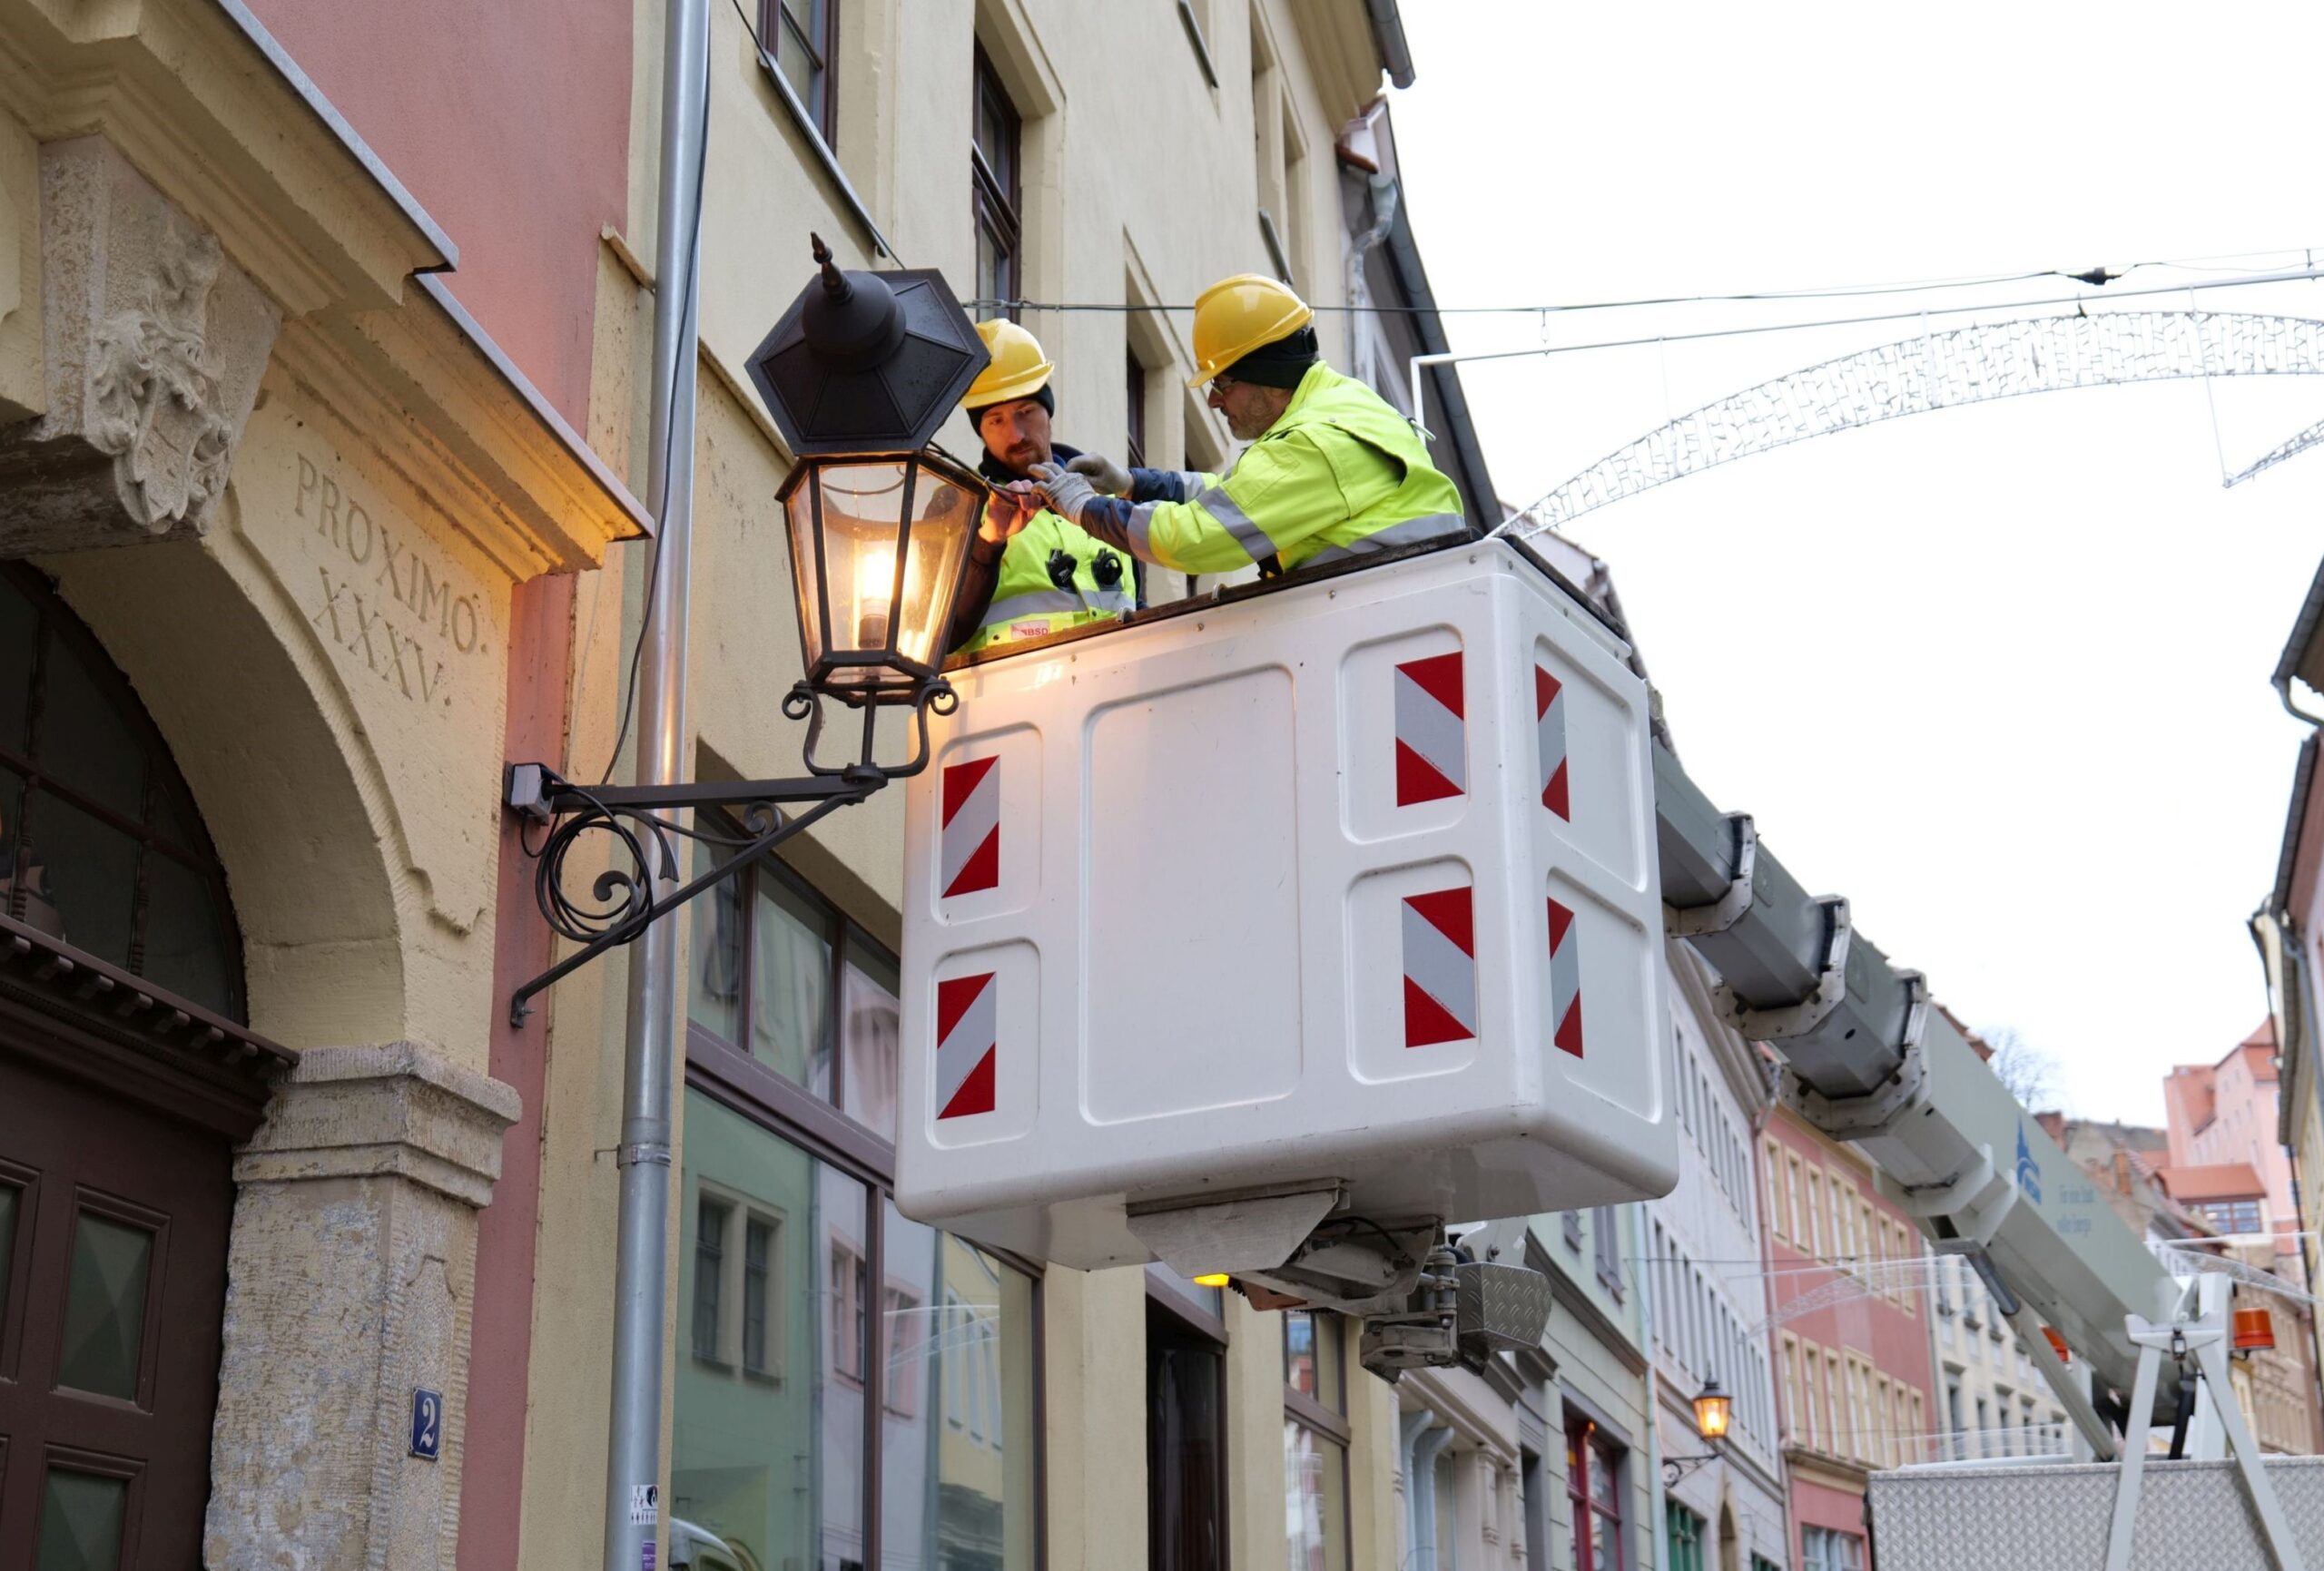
[0,1051,233,1569]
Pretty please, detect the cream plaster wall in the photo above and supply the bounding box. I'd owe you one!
[0,112,40,420]
[531,0,1398,1562]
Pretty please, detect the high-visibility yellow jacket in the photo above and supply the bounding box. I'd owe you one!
[951,443,1135,654]
[1077,362,1467,575]
[957,506,1135,654]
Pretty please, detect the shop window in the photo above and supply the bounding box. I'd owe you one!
[685,830,901,1147]
[1284,1309,1349,1571]
[675,845,1039,1571]
[0,564,241,1018]
[1565,1415,1625,1571]
[1802,1526,1866,1571]
[1149,1274,1227,1571]
[1666,1500,1705,1571]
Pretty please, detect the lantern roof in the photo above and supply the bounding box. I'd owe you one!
[748,236,990,457]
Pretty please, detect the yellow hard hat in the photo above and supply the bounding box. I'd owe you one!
[1187,273,1314,388]
[963,319,1054,410]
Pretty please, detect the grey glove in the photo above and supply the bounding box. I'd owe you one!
[1066,451,1133,496]
[1029,461,1098,524]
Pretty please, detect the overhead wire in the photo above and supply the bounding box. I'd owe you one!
[966,249,2324,321]
[1421,262,2324,378]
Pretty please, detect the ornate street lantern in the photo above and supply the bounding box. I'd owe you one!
[1690,1377,1733,1442]
[1664,1374,1731,1484]
[775,448,982,701]
[505,238,994,1026]
[750,236,991,707]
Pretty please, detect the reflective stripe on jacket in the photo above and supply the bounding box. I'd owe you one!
[1078,362,1466,575]
[955,506,1137,654]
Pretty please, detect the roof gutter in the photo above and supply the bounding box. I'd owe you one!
[2259,734,2319,1151]
[2273,557,2324,723]
[1364,0,1416,89]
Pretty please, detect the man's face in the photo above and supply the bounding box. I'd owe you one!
[977,397,1053,476]
[1206,375,1295,442]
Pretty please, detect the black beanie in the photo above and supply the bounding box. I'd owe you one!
[967,380,1056,428]
[1220,324,1319,389]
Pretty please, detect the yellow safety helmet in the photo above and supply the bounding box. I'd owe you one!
[963,319,1055,410]
[1187,273,1314,388]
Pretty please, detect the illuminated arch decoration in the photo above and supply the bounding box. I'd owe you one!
[1505,311,2324,536]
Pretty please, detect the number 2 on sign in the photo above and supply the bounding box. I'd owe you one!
[409,1389,443,1459]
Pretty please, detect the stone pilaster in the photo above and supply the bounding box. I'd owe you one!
[203,1042,519,1571]
[0,134,279,555]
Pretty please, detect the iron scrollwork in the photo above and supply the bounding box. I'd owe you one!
[505,676,955,1026]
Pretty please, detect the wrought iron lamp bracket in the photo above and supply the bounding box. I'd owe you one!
[1661,1448,1721,1486]
[504,676,955,1026]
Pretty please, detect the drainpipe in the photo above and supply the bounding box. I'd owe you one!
[1399,1409,1431,1566]
[1344,160,1399,392]
[1636,1203,1665,1569]
[603,1,709,1568]
[1403,1407,1453,1571]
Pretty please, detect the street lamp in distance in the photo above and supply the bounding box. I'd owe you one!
[1664,1376,1731,1486]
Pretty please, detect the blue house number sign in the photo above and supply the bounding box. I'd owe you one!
[410,1389,443,1460]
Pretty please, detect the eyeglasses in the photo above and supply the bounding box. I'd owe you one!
[1208,373,1241,396]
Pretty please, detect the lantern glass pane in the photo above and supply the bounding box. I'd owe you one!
[785,455,981,690]
[784,476,830,672]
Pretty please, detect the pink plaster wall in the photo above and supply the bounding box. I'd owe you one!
[233,7,631,1559]
[241,0,632,426]
[457,571,576,1571]
[2165,1032,2296,1247]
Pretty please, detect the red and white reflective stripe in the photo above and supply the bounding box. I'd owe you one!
[940,757,1000,898]
[933,971,998,1119]
[1394,653,1466,805]
[1536,664,1570,821]
[1402,885,1476,1047]
[1547,898,1583,1057]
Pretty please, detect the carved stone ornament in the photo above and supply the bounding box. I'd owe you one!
[0,136,278,557]
[87,216,236,529]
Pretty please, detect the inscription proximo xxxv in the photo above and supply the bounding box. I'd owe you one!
[296,454,490,709]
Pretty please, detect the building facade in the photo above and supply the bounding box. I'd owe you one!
[0,1,641,1565]
[1647,950,1787,1571]
[1924,1253,2071,1464]
[2163,1023,2302,1275]
[1525,1204,1658,1571]
[1761,1103,1937,1571]
[0,1,1532,1567]
[2260,555,2324,1443]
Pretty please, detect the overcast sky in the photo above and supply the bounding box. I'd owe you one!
[1393,2,2324,1126]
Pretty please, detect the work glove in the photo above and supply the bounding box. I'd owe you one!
[1065,452,1133,496]
[1029,461,1097,525]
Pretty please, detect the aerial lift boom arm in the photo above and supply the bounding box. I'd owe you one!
[1653,740,2177,1446]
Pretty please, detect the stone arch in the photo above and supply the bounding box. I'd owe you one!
[44,531,408,1048]
[1718,1499,1740,1571]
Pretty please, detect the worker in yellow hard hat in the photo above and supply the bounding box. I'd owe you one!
[941,319,1137,655]
[1025,274,1468,580]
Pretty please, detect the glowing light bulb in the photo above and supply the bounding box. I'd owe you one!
[854,543,896,649]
